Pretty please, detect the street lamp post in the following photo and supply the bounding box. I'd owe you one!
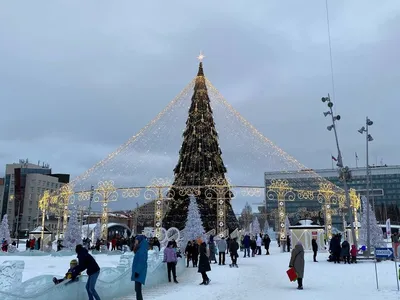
[322,94,357,248]
[358,117,374,255]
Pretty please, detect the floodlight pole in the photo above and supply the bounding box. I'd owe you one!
[86,185,94,241]
[365,117,371,255]
[359,117,373,255]
[322,94,357,249]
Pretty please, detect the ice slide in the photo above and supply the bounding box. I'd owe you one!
[0,248,186,300]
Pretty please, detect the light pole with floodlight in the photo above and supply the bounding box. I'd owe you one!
[321,94,357,248]
[358,117,374,255]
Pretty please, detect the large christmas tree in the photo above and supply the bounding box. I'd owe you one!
[163,61,239,232]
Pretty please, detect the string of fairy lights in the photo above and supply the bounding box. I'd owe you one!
[70,79,195,191]
[205,78,344,193]
[49,61,350,223]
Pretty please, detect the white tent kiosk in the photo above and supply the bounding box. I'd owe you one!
[289,220,325,251]
[29,226,53,246]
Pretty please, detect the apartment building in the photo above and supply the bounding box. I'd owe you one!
[0,160,70,237]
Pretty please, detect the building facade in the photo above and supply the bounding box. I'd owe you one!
[264,165,400,230]
[0,161,70,237]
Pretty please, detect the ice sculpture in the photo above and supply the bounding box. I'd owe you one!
[0,261,24,291]
[0,247,186,300]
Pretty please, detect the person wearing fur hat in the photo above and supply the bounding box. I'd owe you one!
[131,235,148,300]
[197,238,211,285]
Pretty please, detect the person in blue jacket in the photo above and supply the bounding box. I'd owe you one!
[72,244,101,300]
[242,234,250,258]
[131,235,148,300]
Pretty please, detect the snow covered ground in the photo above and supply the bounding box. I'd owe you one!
[1,244,400,300]
[120,243,399,300]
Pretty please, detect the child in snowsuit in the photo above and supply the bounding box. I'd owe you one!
[350,245,357,263]
[53,259,80,284]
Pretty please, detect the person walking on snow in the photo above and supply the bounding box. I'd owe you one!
[131,235,148,300]
[229,237,239,268]
[197,238,211,285]
[312,238,318,262]
[184,241,193,268]
[163,241,178,283]
[192,240,199,267]
[242,234,250,257]
[208,238,217,264]
[256,235,262,255]
[289,241,305,290]
[216,237,227,265]
[263,234,271,255]
[341,240,351,264]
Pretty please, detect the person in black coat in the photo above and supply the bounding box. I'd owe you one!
[197,239,211,285]
[192,240,199,267]
[263,234,271,255]
[185,241,193,268]
[72,244,101,300]
[229,238,239,267]
[329,235,341,264]
[341,240,351,264]
[312,238,318,262]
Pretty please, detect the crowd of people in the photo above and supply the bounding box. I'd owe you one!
[328,234,358,264]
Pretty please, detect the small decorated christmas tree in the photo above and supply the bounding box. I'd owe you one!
[63,206,82,250]
[359,196,384,248]
[0,214,11,244]
[252,217,261,235]
[93,219,101,242]
[183,195,206,245]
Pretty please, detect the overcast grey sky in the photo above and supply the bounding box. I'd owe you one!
[1,1,399,210]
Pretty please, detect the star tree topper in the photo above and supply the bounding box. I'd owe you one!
[197,51,205,62]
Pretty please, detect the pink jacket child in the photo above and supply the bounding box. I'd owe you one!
[350,245,357,263]
[164,247,178,263]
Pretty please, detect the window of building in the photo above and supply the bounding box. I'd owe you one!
[28,216,31,221]
[31,187,34,193]
[28,208,32,213]
[29,201,32,206]
[47,182,49,187]
[8,209,11,214]
[38,180,41,185]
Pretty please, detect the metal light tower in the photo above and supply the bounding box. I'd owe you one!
[86,185,94,240]
[358,117,374,254]
[321,94,357,247]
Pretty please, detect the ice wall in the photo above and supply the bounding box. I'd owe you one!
[0,248,186,300]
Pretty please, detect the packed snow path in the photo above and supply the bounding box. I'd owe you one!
[118,245,399,300]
